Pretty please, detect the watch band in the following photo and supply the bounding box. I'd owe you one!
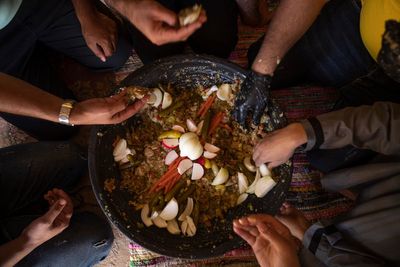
[58,100,76,126]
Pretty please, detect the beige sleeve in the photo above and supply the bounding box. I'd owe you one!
[301,102,400,155]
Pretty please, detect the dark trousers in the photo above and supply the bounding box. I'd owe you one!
[128,0,239,64]
[0,0,132,141]
[0,142,113,266]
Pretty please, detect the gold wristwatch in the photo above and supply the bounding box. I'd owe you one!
[58,100,76,126]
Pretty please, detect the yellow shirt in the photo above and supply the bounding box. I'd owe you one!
[360,0,400,60]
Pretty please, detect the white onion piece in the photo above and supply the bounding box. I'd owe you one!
[172,125,185,133]
[178,197,193,221]
[179,137,197,157]
[140,204,153,227]
[204,143,220,153]
[203,151,217,159]
[244,157,256,172]
[204,85,218,99]
[147,93,157,105]
[177,159,193,175]
[196,120,204,135]
[181,220,188,234]
[161,92,172,109]
[186,119,198,132]
[238,172,249,194]
[179,132,197,145]
[212,167,229,185]
[211,161,219,176]
[236,193,248,205]
[159,198,179,221]
[165,150,179,165]
[259,163,271,177]
[191,163,204,180]
[255,176,276,198]
[247,169,261,194]
[150,211,159,220]
[166,219,180,235]
[153,216,168,228]
[115,152,128,162]
[186,216,197,236]
[216,84,232,101]
[113,139,127,157]
[152,88,163,108]
[188,143,203,161]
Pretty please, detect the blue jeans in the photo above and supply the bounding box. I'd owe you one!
[0,142,113,266]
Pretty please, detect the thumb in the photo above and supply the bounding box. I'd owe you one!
[154,5,178,26]
[43,199,66,223]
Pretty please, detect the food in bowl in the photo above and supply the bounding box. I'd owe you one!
[106,83,277,237]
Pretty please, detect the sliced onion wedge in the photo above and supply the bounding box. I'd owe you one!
[236,193,248,205]
[159,198,179,221]
[153,216,168,228]
[152,88,163,108]
[172,125,185,133]
[165,150,179,165]
[161,91,172,109]
[238,172,249,194]
[113,139,127,157]
[212,167,229,185]
[204,143,220,153]
[211,161,219,176]
[259,163,271,177]
[196,120,204,135]
[186,119,198,132]
[216,84,232,101]
[255,176,277,198]
[177,159,193,175]
[191,163,204,180]
[244,156,256,172]
[247,169,260,194]
[166,219,180,235]
[140,204,153,227]
[186,216,197,236]
[181,220,188,234]
[178,197,193,221]
[203,151,217,159]
[162,138,179,149]
[204,85,218,99]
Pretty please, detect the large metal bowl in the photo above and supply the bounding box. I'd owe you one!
[89,54,291,259]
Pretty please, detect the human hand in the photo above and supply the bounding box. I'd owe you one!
[233,70,272,128]
[126,0,207,45]
[70,89,148,125]
[80,11,118,62]
[253,123,307,168]
[21,189,73,248]
[233,214,300,267]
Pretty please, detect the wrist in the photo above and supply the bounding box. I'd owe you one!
[251,56,280,76]
[18,233,42,250]
[68,102,84,125]
[286,123,308,148]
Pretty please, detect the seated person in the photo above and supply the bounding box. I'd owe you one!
[233,0,400,127]
[242,101,400,266]
[0,141,113,266]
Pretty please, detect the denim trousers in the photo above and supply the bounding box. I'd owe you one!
[0,141,114,266]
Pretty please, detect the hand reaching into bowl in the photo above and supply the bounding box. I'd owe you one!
[233,214,301,267]
[253,123,307,168]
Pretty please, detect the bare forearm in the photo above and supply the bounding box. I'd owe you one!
[252,0,326,75]
[71,0,97,24]
[0,73,63,122]
[0,236,38,267]
[104,0,128,18]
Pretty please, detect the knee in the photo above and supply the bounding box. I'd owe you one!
[72,212,114,263]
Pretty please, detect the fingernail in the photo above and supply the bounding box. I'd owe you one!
[101,57,106,62]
